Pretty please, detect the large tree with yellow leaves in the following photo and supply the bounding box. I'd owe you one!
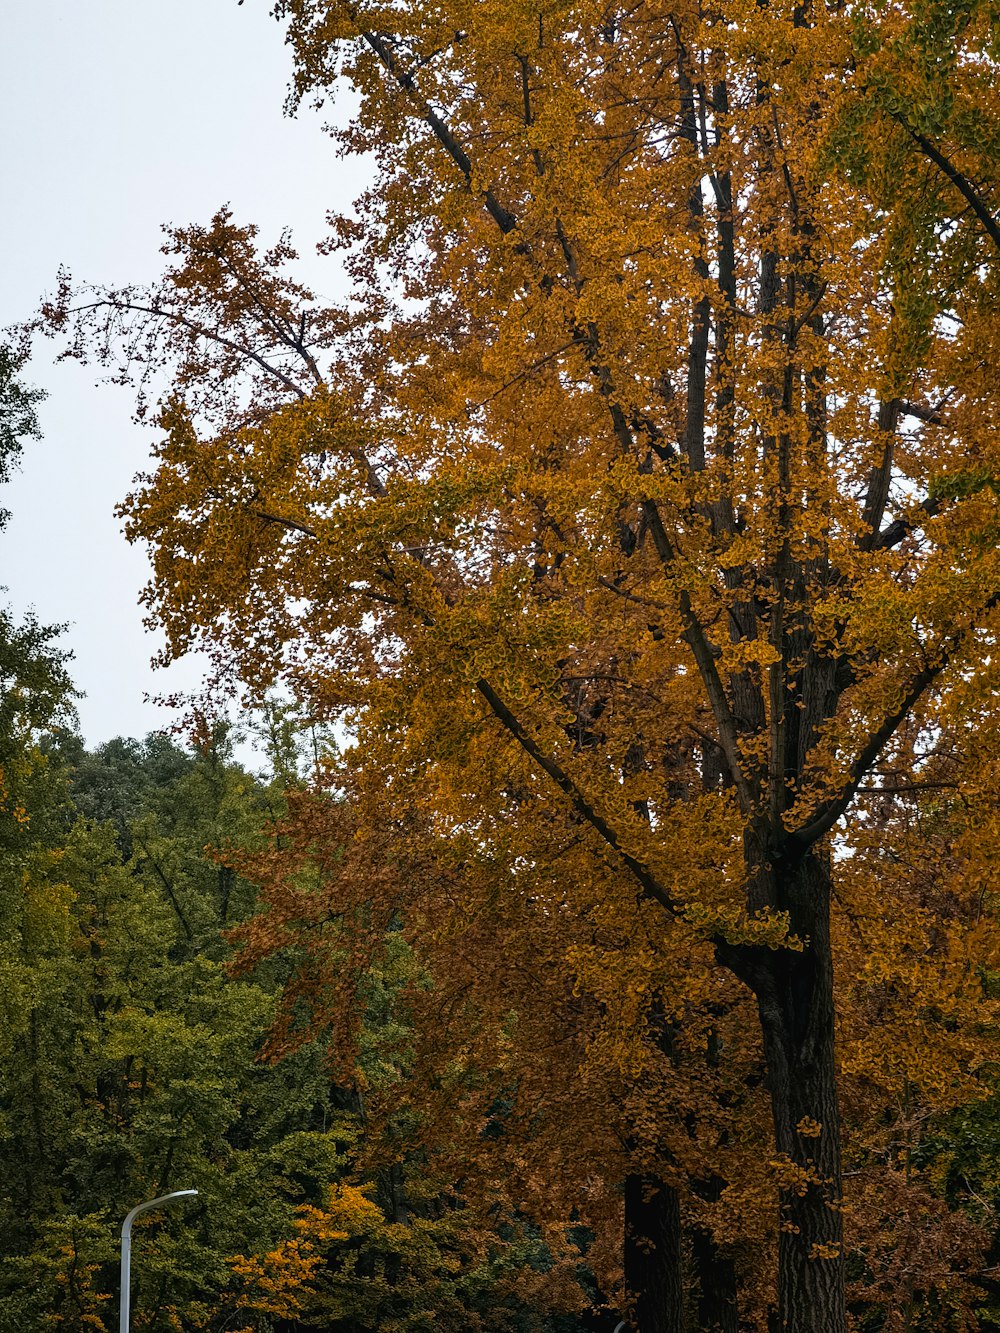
[46,0,1000,1327]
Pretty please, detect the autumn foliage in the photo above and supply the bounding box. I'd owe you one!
[39,0,1000,1327]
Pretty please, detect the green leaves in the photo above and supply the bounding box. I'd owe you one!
[0,722,348,1329]
[0,342,43,534]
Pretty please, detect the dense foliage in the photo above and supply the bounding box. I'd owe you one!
[22,0,1000,1328]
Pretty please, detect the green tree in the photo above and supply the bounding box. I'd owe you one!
[0,717,342,1330]
[0,338,44,532]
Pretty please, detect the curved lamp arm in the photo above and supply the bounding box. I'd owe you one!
[119,1189,198,1333]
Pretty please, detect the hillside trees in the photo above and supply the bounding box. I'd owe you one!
[43,0,1000,1327]
[0,719,599,1331]
[0,689,584,1330]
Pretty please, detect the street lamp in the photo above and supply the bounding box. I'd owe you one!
[119,1189,198,1333]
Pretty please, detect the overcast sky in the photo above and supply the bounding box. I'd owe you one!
[1,0,367,748]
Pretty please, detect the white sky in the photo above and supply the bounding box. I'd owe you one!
[0,0,367,747]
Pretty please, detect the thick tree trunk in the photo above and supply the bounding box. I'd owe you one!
[751,854,845,1333]
[623,1175,684,1333]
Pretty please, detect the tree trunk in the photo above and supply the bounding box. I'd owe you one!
[623,1175,684,1333]
[691,1191,739,1332]
[751,853,845,1333]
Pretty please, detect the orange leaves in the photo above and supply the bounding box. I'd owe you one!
[228,1243,320,1320]
[318,1182,385,1235]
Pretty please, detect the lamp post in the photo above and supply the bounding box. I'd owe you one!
[119,1189,198,1333]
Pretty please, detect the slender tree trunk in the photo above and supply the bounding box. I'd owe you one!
[691,1177,740,1333]
[751,853,845,1333]
[623,1175,684,1333]
[691,1227,739,1332]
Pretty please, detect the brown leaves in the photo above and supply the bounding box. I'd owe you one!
[849,1169,990,1332]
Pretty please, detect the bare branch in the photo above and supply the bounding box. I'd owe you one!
[64,296,308,401]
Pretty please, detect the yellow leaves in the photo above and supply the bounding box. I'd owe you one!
[682,903,804,953]
[229,1240,321,1319]
[809,1241,842,1261]
[769,1153,826,1196]
[227,1184,381,1320]
[720,638,783,676]
[835,836,1000,1114]
[317,1182,385,1235]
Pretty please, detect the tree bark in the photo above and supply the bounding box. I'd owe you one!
[623,1175,684,1333]
[746,853,845,1333]
[691,1178,740,1333]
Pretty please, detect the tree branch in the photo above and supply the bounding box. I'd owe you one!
[475,679,677,916]
[641,501,755,813]
[899,120,1000,254]
[873,495,940,551]
[859,398,899,552]
[138,841,194,941]
[252,508,318,538]
[209,244,324,385]
[899,399,944,427]
[362,30,518,235]
[788,590,1000,852]
[64,297,308,400]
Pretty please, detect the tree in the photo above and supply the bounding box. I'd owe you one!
[227,783,769,1330]
[46,0,1000,1326]
[0,338,44,533]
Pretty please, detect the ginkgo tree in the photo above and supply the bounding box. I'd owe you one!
[43,0,1000,1327]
